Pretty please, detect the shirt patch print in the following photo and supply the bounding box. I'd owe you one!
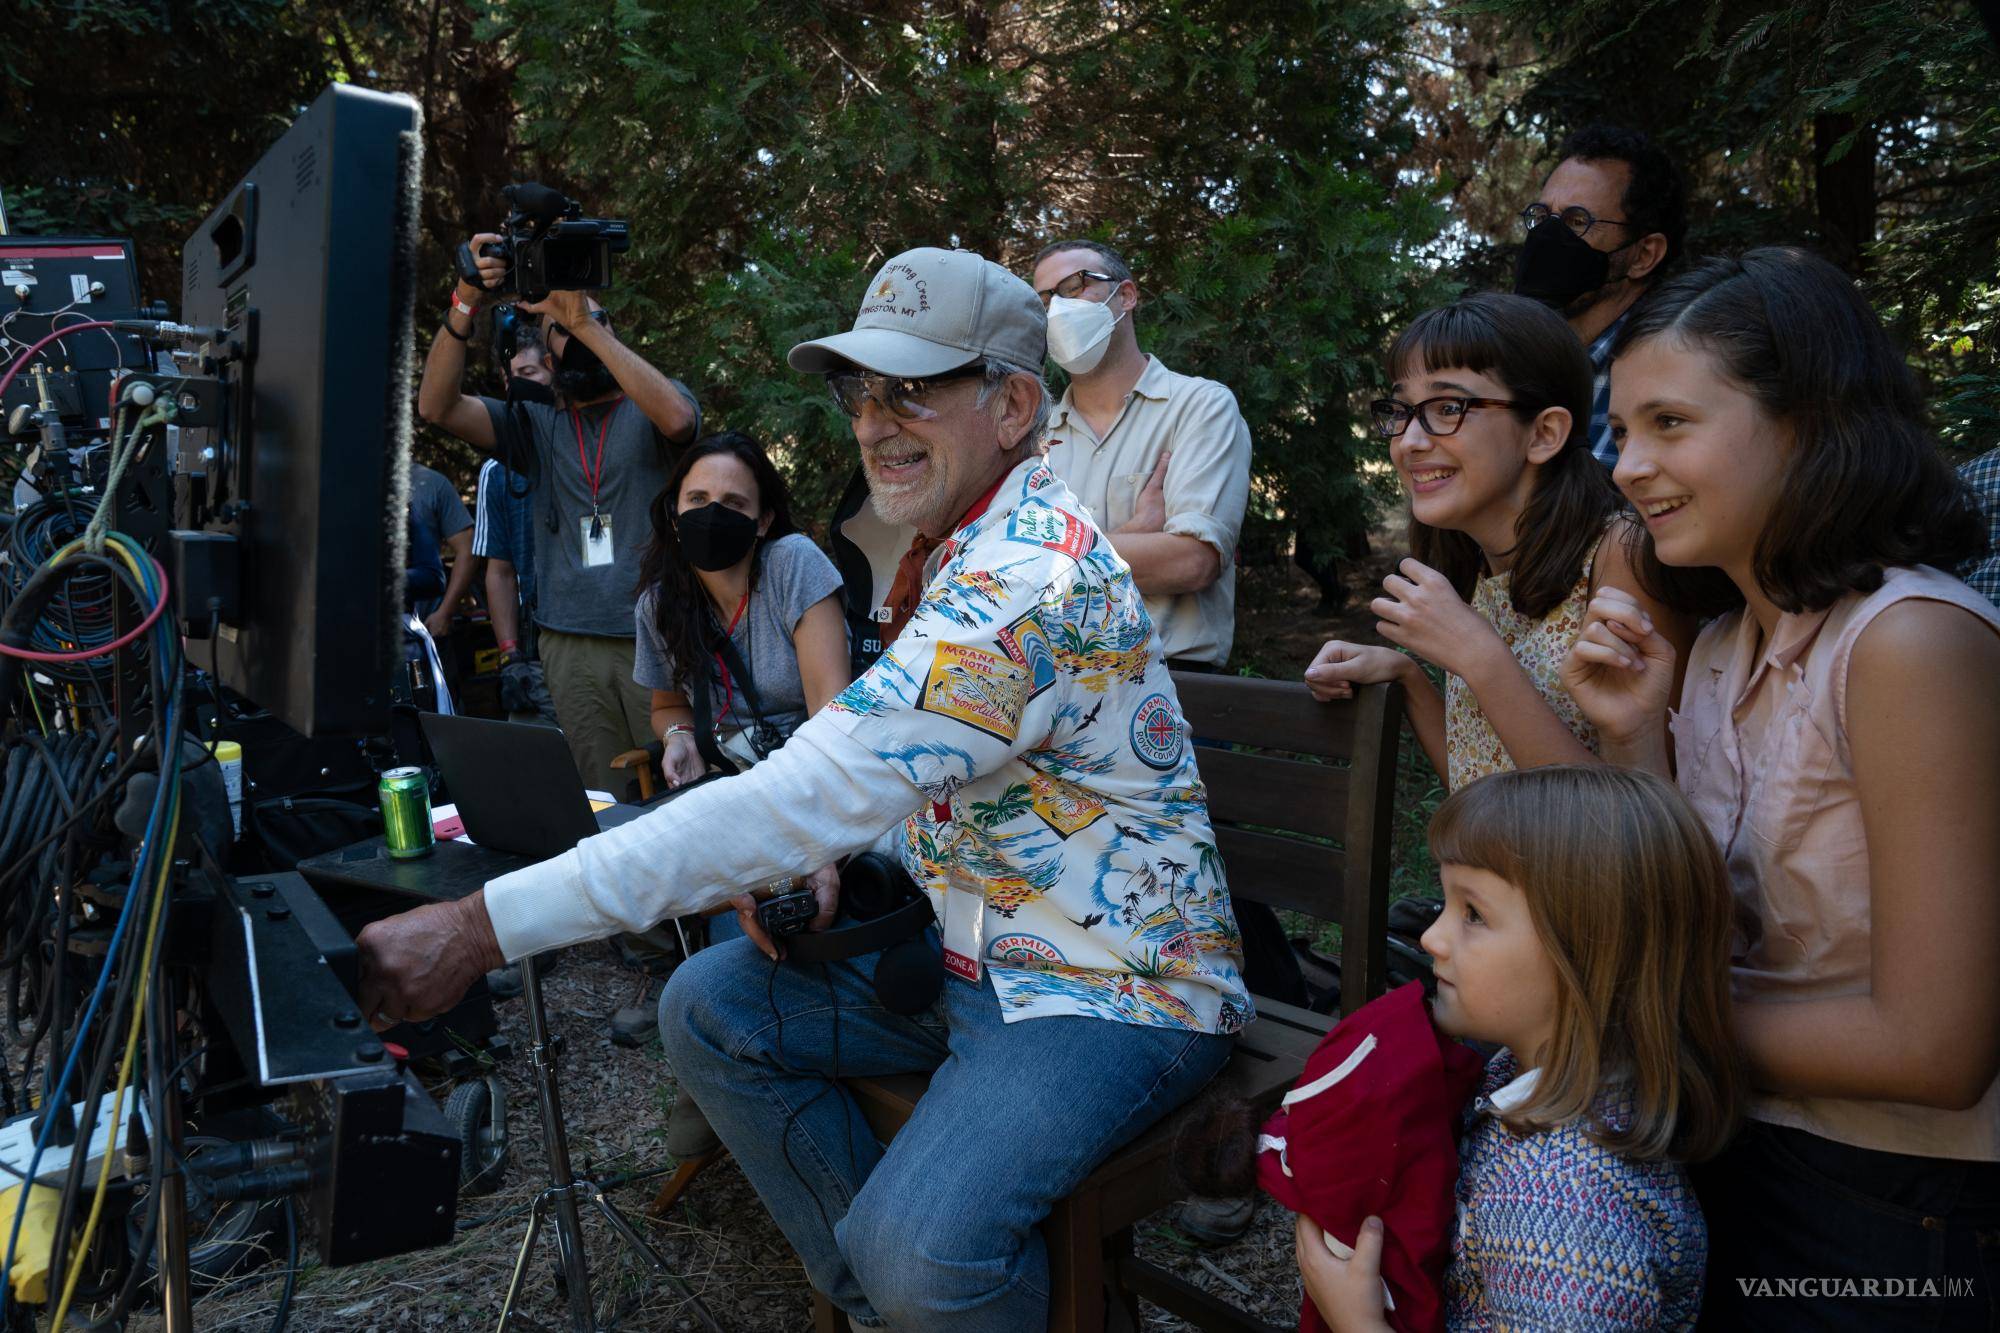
[1007,499,1094,561]
[994,609,1057,699]
[919,642,1029,742]
[1026,771,1108,838]
[989,934,1066,966]
[1129,693,1188,771]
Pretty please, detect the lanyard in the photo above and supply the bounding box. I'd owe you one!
[711,591,751,729]
[569,396,624,514]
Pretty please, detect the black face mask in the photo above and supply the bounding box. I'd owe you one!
[553,337,618,401]
[677,502,761,572]
[1513,217,1619,311]
[507,376,556,406]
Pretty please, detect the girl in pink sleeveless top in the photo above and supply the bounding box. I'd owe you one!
[1560,247,2000,1329]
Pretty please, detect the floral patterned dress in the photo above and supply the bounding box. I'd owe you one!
[1443,556,1600,792]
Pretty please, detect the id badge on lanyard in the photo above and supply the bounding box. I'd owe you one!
[580,511,614,566]
[572,403,618,567]
[934,806,985,984]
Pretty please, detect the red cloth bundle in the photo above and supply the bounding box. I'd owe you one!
[1256,981,1485,1333]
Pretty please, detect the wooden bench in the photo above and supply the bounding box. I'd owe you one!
[807,674,1406,1332]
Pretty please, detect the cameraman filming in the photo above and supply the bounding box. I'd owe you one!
[418,231,700,795]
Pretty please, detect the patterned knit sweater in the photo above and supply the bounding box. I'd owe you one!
[1443,1051,1706,1330]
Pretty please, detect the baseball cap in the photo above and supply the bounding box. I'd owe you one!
[789,247,1046,378]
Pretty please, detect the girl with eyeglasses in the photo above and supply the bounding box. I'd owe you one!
[1304,292,1691,791]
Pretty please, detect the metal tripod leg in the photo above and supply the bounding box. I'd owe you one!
[588,1186,670,1271]
[495,1191,548,1332]
[494,953,721,1333]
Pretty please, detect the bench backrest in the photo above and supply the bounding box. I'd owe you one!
[1169,673,1404,1016]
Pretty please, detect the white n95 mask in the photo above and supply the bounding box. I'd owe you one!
[1046,292,1125,374]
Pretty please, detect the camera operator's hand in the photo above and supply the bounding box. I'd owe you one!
[459,232,508,303]
[518,288,593,334]
[357,894,505,1030]
[730,864,840,960]
[661,731,704,789]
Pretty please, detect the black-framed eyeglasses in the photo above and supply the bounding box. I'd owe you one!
[826,363,988,422]
[1370,395,1519,439]
[1034,270,1118,306]
[1520,203,1635,239]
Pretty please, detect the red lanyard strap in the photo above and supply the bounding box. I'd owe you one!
[569,396,624,510]
[712,592,751,728]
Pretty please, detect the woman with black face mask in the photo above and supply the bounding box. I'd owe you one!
[630,431,852,1151]
[632,431,851,787]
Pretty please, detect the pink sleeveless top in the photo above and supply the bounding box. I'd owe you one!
[1673,565,2000,1160]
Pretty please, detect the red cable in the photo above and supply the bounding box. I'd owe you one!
[0,558,171,662]
[0,322,169,663]
[0,320,120,405]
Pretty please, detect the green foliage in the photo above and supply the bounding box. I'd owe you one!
[491,0,1450,533]
[1,1,347,286]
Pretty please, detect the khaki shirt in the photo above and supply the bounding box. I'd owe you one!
[1039,356,1251,666]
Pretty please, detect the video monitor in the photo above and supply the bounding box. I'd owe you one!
[0,237,152,435]
[173,84,422,737]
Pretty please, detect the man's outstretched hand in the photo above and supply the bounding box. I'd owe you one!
[357,892,506,1030]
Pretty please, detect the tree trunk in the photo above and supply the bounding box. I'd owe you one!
[1813,112,1877,273]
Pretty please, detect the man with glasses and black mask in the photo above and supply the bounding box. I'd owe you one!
[418,231,701,795]
[1515,124,1687,467]
[361,246,1250,1332]
[1028,240,1251,672]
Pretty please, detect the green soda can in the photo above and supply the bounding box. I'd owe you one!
[379,766,435,859]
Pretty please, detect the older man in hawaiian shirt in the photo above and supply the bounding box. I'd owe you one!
[356,247,1248,1332]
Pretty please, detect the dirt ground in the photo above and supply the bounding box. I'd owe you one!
[117,947,1301,1332]
[104,543,1410,1332]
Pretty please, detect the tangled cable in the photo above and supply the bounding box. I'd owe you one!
[0,530,182,1325]
[1,491,155,692]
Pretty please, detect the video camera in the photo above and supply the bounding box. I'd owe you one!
[457,182,629,304]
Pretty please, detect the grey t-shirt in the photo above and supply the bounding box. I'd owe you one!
[407,463,472,615]
[410,462,474,546]
[632,533,845,738]
[479,389,699,637]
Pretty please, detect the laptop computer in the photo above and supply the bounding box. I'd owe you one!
[419,713,648,860]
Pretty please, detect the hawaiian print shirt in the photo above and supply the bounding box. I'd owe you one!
[821,458,1253,1035]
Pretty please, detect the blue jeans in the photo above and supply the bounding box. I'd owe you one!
[658,936,1232,1330]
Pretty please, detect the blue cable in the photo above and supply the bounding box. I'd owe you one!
[0,534,177,1315]
[0,709,172,1314]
